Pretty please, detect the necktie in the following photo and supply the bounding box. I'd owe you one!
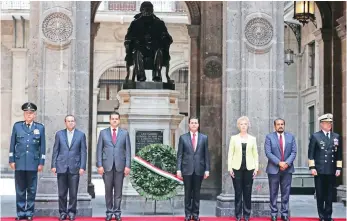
[192,133,196,151]
[279,134,284,161]
[26,124,30,128]
[68,131,72,147]
[326,132,330,139]
[112,129,117,144]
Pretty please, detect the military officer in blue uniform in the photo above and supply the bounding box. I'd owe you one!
[9,102,46,221]
[308,113,342,221]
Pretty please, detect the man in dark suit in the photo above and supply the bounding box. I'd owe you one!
[265,118,297,221]
[9,102,46,221]
[51,115,87,221]
[96,112,131,221]
[176,116,210,221]
[308,113,342,221]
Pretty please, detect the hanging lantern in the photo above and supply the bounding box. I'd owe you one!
[293,1,315,26]
[284,49,294,65]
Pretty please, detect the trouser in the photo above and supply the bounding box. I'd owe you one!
[15,171,38,217]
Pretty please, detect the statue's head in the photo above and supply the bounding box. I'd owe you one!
[140,1,154,17]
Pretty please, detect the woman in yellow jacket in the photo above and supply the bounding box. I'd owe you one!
[228,116,259,221]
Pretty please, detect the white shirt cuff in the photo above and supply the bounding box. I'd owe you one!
[205,171,209,176]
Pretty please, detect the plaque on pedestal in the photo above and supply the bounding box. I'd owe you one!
[135,130,164,153]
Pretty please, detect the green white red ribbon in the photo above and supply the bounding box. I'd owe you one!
[133,156,183,185]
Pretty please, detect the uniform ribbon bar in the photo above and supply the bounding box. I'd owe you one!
[133,156,183,185]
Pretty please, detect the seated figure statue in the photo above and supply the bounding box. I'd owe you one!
[124,1,173,82]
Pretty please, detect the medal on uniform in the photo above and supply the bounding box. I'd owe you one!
[333,138,338,146]
[34,129,40,135]
[320,140,325,149]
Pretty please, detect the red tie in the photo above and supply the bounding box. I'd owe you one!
[192,133,196,151]
[112,129,117,144]
[279,134,284,161]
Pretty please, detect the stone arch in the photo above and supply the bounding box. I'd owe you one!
[91,1,201,25]
[168,61,189,77]
[94,58,126,87]
[315,2,332,29]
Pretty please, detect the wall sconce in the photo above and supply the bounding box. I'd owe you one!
[293,1,316,27]
[285,49,295,65]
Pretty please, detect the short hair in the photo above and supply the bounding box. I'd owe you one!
[237,116,250,130]
[109,112,120,119]
[64,114,75,122]
[274,118,285,125]
[188,116,199,124]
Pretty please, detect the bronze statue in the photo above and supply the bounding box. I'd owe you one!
[124,1,173,83]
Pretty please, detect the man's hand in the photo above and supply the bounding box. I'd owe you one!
[311,169,317,176]
[51,168,56,174]
[97,166,104,176]
[38,165,43,172]
[124,167,130,176]
[230,169,235,178]
[204,172,209,179]
[252,170,258,179]
[9,163,15,170]
[336,170,341,177]
[79,169,85,176]
[177,171,182,179]
[279,162,288,171]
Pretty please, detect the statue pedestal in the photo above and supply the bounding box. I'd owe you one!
[117,87,185,210]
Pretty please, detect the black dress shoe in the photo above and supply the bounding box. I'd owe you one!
[115,216,122,221]
[69,215,75,221]
[236,218,241,221]
[59,214,67,221]
[105,214,112,221]
[184,216,191,221]
[193,216,200,221]
[244,217,250,221]
[271,216,277,221]
[281,216,290,221]
[27,217,33,221]
[14,217,25,220]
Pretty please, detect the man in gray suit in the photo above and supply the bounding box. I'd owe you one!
[177,116,210,221]
[265,118,297,221]
[51,115,87,221]
[96,112,131,221]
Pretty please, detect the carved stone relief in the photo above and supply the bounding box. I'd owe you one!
[204,56,222,79]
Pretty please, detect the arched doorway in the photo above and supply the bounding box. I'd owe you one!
[87,1,202,198]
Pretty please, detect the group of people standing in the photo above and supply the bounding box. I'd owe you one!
[8,102,343,221]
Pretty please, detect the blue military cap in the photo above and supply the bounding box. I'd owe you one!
[21,102,37,112]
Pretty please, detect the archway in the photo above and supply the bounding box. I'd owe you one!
[87,1,202,198]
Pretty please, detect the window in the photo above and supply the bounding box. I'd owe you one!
[308,42,315,86]
[308,106,315,137]
[98,66,127,101]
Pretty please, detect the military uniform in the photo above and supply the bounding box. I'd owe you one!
[308,113,342,221]
[9,102,46,220]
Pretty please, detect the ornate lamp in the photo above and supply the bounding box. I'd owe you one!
[284,49,294,65]
[293,1,316,26]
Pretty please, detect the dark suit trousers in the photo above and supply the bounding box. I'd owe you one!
[232,169,254,218]
[103,164,124,216]
[15,171,38,217]
[314,174,335,219]
[57,168,80,215]
[268,171,292,217]
[182,172,203,217]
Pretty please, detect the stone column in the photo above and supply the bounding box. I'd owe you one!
[336,15,346,201]
[87,22,100,199]
[217,1,284,216]
[187,24,200,118]
[91,88,100,173]
[28,2,92,216]
[199,1,223,198]
[11,48,28,125]
[313,29,333,115]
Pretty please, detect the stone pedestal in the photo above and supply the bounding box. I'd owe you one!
[217,1,284,217]
[28,1,92,216]
[117,88,185,209]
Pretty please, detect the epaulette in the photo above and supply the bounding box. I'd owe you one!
[14,121,24,125]
[34,122,44,126]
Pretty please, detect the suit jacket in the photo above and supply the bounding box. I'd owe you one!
[96,127,131,172]
[265,132,297,174]
[51,129,87,174]
[9,121,46,171]
[308,131,342,175]
[176,132,210,176]
[227,134,259,171]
